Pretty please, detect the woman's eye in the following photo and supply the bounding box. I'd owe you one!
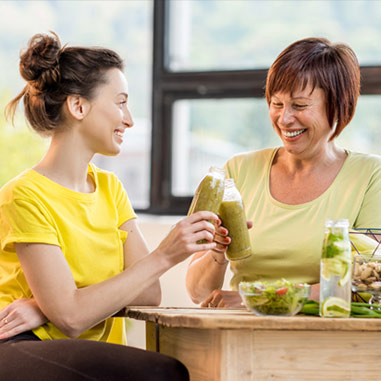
[294,104,307,109]
[271,102,283,108]
[118,100,127,107]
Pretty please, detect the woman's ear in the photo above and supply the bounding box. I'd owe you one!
[65,96,90,120]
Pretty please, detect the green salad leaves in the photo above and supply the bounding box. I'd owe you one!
[239,279,310,316]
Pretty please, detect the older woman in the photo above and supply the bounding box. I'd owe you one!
[186,37,381,307]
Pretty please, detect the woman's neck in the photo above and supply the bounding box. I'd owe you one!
[269,143,348,205]
[33,132,95,193]
[277,143,346,176]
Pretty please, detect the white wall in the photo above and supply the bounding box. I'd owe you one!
[138,215,196,308]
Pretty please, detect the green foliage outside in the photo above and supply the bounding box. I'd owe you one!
[0,90,47,187]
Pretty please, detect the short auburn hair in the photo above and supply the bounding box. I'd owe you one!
[265,37,360,139]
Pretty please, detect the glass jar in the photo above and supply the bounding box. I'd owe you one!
[319,219,352,318]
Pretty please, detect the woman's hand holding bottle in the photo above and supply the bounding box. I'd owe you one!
[154,211,220,266]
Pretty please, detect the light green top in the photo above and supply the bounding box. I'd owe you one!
[225,148,381,290]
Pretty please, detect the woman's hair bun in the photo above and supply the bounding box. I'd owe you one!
[7,31,124,135]
[20,31,62,91]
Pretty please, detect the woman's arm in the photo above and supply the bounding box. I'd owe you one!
[120,218,161,306]
[186,223,230,304]
[15,211,218,338]
[186,220,254,304]
[186,250,228,304]
[0,298,47,340]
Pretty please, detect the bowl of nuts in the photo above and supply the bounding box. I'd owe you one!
[352,254,381,304]
[350,229,381,304]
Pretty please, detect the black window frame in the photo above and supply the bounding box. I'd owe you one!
[144,0,381,215]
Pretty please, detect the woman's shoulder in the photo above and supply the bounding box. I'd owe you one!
[88,163,125,193]
[89,163,119,182]
[225,148,276,173]
[0,169,39,202]
[224,148,276,186]
[227,147,276,166]
[347,151,381,172]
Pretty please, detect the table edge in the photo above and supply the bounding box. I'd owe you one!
[122,307,381,331]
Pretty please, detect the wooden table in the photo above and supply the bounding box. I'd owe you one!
[124,307,381,380]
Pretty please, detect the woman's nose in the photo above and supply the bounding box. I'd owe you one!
[279,106,295,125]
[123,107,134,128]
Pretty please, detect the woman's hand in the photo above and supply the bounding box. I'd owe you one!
[201,290,243,308]
[309,283,320,301]
[0,298,47,340]
[209,221,230,264]
[186,219,253,304]
[155,211,219,266]
[211,220,253,263]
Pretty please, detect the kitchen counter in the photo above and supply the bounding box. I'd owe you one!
[124,307,381,380]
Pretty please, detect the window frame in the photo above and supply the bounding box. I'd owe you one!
[145,0,381,215]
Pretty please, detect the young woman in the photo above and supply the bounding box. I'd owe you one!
[0,32,220,380]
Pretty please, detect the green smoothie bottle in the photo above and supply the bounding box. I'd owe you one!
[219,179,252,261]
[188,166,226,243]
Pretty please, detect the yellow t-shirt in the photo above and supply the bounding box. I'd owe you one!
[0,163,136,343]
[225,148,381,290]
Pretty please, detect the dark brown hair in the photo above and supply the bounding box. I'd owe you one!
[6,31,124,136]
[265,37,360,139]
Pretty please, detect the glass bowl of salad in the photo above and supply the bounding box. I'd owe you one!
[239,279,310,316]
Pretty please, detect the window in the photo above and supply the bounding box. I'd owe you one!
[171,98,277,197]
[1,1,380,216]
[151,0,381,215]
[167,0,381,71]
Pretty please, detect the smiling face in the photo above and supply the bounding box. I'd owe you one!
[81,68,134,156]
[269,83,334,159]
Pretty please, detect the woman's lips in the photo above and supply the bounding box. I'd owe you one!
[282,128,306,138]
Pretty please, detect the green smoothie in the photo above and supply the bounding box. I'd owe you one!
[188,175,225,216]
[188,168,225,244]
[219,199,252,260]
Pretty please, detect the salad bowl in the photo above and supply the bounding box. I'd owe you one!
[239,280,310,316]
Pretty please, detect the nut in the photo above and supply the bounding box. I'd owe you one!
[356,283,368,291]
[360,267,373,280]
[369,282,381,291]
